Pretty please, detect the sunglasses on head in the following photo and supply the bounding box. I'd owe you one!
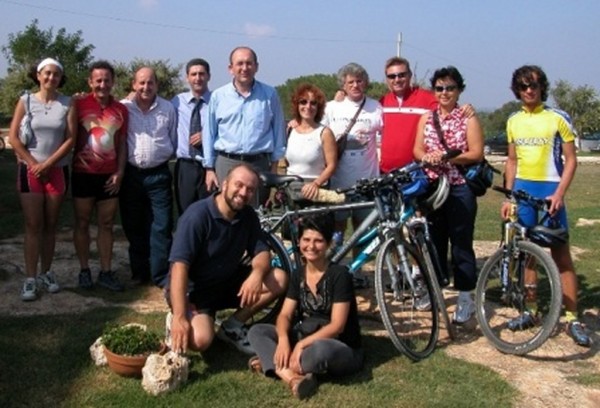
[518,82,540,91]
[299,99,318,107]
[386,71,410,80]
[434,85,458,93]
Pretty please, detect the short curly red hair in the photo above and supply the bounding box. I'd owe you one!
[290,83,327,123]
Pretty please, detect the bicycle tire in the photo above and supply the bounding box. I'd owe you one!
[375,237,439,361]
[415,233,456,341]
[250,232,293,324]
[475,241,562,355]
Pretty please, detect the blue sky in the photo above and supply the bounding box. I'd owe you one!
[1,0,598,110]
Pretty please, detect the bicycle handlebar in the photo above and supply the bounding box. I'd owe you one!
[491,185,551,209]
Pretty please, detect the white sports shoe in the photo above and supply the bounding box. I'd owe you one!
[216,320,254,355]
[453,294,475,324]
[38,271,60,293]
[21,278,38,301]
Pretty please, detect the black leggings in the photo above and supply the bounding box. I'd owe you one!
[247,323,363,377]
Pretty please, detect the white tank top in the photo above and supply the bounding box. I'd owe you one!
[286,125,326,179]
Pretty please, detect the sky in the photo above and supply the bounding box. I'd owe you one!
[0,0,598,111]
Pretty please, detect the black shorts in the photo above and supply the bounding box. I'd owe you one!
[188,264,252,317]
[71,172,119,201]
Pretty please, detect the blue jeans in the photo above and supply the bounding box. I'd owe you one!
[120,162,173,287]
[428,183,478,291]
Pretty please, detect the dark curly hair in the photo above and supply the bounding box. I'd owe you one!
[510,65,549,101]
[290,83,327,123]
[28,59,67,88]
[429,66,466,92]
[297,213,335,244]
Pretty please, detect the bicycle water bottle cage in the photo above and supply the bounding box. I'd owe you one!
[528,225,569,248]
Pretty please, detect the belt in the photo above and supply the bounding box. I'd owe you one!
[178,157,203,165]
[127,161,169,173]
[217,151,268,162]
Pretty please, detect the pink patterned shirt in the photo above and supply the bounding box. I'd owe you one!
[422,106,468,185]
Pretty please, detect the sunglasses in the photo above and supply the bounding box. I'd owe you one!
[518,82,540,91]
[434,85,458,93]
[299,99,318,107]
[386,72,410,80]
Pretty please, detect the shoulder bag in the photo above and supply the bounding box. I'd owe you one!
[19,91,34,147]
[336,98,366,157]
[431,110,498,197]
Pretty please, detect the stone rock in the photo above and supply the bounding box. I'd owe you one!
[141,351,190,396]
[89,336,107,366]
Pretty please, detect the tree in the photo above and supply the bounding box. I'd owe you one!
[111,59,185,100]
[551,80,600,135]
[478,101,522,137]
[275,74,387,119]
[0,19,95,116]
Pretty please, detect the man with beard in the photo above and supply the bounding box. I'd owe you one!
[167,164,288,355]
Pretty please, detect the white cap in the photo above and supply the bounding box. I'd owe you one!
[37,58,64,73]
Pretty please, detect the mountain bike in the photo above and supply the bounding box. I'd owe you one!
[475,186,563,355]
[259,161,453,360]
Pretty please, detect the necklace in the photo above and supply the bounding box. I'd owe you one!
[44,101,53,114]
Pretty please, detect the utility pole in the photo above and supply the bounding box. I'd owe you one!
[397,33,403,57]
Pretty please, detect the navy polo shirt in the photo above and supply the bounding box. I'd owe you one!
[169,193,268,290]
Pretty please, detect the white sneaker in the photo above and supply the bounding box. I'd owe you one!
[21,278,38,301]
[216,320,254,355]
[453,294,475,324]
[38,271,60,293]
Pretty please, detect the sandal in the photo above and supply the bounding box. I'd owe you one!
[289,373,317,400]
[248,356,262,374]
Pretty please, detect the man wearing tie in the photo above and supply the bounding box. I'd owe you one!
[172,58,212,215]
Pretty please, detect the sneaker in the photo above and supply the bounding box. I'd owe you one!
[567,321,592,348]
[414,279,431,311]
[453,295,475,324]
[165,311,173,349]
[37,271,60,293]
[352,270,369,289]
[20,278,38,301]
[97,270,125,292]
[78,268,94,289]
[507,311,537,331]
[216,321,254,355]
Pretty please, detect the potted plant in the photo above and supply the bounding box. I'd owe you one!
[102,324,163,377]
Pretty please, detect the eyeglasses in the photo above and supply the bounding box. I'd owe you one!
[434,85,458,93]
[299,99,318,107]
[386,72,410,80]
[518,82,540,92]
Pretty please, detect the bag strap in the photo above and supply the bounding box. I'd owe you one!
[338,97,366,142]
[431,110,450,152]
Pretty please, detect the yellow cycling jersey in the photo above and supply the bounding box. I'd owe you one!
[506,104,575,182]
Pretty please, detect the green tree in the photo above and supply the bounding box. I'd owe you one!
[276,74,387,119]
[551,80,600,134]
[112,58,185,100]
[478,101,522,137]
[0,19,95,116]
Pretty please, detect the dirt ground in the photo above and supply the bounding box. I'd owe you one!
[1,229,599,407]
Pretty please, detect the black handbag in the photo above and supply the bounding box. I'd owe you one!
[431,110,498,197]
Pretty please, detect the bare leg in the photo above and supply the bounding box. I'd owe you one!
[73,197,95,270]
[19,193,44,278]
[40,194,64,272]
[233,268,288,323]
[96,198,119,271]
[188,313,216,352]
[552,243,578,313]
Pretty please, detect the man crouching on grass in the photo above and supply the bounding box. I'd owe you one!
[167,163,287,355]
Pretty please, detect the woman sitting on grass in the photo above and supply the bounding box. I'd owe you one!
[247,214,363,399]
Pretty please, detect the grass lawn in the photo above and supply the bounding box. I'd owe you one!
[0,149,598,406]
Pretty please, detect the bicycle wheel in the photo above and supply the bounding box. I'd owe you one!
[375,237,439,361]
[475,241,562,355]
[415,233,456,341]
[248,232,293,324]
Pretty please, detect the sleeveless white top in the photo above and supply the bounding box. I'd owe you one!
[286,125,326,179]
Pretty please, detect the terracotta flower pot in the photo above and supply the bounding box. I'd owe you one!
[104,347,150,378]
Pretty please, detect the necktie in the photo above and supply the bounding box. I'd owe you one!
[189,98,203,158]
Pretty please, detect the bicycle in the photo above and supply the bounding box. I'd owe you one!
[259,162,452,360]
[475,185,563,355]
